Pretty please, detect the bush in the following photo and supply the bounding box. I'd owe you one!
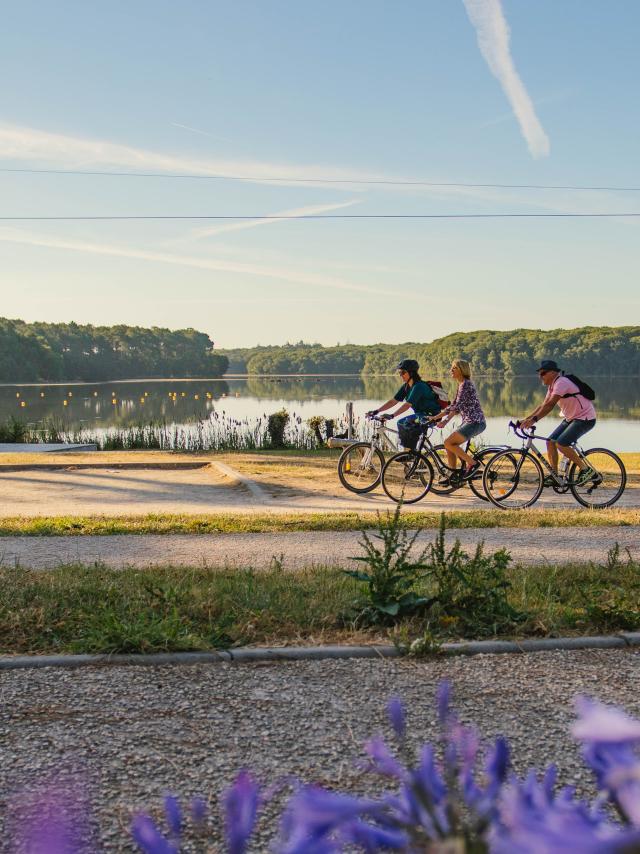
[0,416,29,443]
[266,408,290,448]
[346,511,526,636]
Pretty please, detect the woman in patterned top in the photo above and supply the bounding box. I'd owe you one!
[429,359,486,484]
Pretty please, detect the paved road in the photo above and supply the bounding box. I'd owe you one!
[1,650,638,850]
[1,526,639,569]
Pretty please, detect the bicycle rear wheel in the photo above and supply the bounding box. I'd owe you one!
[338,442,385,494]
[428,443,461,496]
[483,449,544,509]
[382,451,433,504]
[569,448,627,509]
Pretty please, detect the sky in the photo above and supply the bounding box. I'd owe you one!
[0,0,639,349]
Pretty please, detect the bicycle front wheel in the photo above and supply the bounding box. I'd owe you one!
[569,448,627,509]
[483,450,544,510]
[467,447,512,502]
[338,442,385,494]
[382,452,433,504]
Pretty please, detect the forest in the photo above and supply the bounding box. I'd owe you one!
[221,327,640,377]
[0,318,228,382]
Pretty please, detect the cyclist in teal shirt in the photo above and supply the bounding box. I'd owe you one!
[366,359,440,449]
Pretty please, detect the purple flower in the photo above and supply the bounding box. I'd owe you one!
[163,795,182,837]
[386,697,407,739]
[190,796,207,826]
[363,737,408,780]
[131,815,177,854]
[582,742,640,826]
[278,787,382,854]
[223,770,260,854]
[9,783,93,854]
[573,696,640,745]
[436,680,452,725]
[340,819,408,851]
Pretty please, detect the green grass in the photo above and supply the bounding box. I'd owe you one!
[1,556,638,655]
[0,507,639,537]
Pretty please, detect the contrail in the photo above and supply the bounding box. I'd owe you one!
[463,0,550,158]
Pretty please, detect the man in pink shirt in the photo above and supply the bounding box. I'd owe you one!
[521,359,597,486]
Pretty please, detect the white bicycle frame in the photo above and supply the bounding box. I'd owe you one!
[359,420,398,466]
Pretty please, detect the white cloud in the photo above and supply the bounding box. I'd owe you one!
[191,200,360,240]
[463,0,550,158]
[0,122,379,187]
[0,226,427,300]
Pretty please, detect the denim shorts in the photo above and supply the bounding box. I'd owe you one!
[457,420,486,441]
[548,418,596,446]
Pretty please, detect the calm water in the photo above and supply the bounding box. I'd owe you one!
[2,375,639,451]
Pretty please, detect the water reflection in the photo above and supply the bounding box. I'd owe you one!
[1,375,638,437]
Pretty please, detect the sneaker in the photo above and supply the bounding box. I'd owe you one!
[575,466,597,486]
[438,474,454,486]
[461,462,482,481]
[543,475,556,488]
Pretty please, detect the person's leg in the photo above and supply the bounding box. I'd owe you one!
[555,419,597,473]
[546,439,559,473]
[444,431,475,468]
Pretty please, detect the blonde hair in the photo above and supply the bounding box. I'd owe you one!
[452,359,472,379]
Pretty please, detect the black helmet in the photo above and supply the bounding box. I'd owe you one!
[396,358,419,373]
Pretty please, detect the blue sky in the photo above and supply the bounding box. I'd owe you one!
[1,0,638,348]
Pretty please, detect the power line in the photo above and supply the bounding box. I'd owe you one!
[1,167,639,192]
[0,213,639,221]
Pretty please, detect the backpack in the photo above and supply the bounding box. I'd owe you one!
[559,373,596,402]
[426,380,451,410]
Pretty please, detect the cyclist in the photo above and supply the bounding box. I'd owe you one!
[366,359,440,450]
[428,359,486,483]
[520,359,597,486]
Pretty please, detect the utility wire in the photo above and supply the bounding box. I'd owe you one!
[1,167,639,192]
[1,213,640,221]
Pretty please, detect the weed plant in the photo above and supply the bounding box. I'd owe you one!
[346,511,525,636]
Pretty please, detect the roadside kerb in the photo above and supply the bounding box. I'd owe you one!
[2,632,639,670]
[209,460,271,503]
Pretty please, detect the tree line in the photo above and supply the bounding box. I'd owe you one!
[0,318,228,382]
[221,327,640,377]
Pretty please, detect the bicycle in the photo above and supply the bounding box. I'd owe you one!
[482,421,627,510]
[337,415,489,496]
[380,422,510,504]
[337,416,399,494]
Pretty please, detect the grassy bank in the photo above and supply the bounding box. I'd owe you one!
[0,508,639,537]
[1,556,639,656]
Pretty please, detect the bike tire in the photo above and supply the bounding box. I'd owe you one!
[483,449,544,510]
[381,451,434,504]
[569,448,627,509]
[337,442,386,494]
[428,443,461,496]
[467,447,510,502]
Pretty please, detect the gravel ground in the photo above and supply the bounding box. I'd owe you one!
[1,649,639,850]
[1,526,639,570]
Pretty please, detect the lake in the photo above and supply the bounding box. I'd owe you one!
[1,375,638,451]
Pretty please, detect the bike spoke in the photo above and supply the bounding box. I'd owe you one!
[484,451,542,509]
[338,443,384,494]
[382,452,432,504]
[570,449,627,509]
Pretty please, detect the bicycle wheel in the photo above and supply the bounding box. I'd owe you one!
[483,449,544,510]
[338,442,385,494]
[382,452,434,504]
[467,447,514,502]
[428,444,461,496]
[569,448,627,509]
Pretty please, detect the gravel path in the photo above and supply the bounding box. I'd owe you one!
[0,650,638,849]
[1,526,639,570]
[1,465,638,516]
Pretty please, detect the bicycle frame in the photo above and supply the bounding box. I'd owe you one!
[509,421,589,490]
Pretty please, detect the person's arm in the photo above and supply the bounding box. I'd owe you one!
[367,397,409,418]
[521,394,560,429]
[429,385,460,423]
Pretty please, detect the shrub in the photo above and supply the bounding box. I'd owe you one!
[267,409,290,448]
